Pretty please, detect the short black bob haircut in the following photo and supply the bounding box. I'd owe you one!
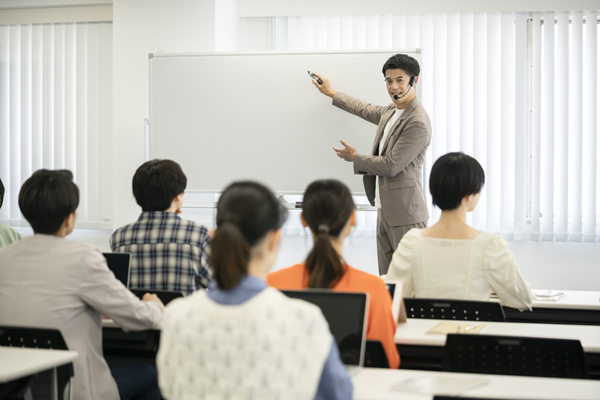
[132,159,187,212]
[19,169,80,234]
[430,152,485,211]
[382,53,421,78]
[0,176,5,209]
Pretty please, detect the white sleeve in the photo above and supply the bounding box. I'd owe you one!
[483,235,533,311]
[386,229,417,297]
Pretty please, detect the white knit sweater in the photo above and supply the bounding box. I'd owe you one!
[157,287,332,400]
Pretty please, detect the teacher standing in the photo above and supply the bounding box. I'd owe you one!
[311,54,431,275]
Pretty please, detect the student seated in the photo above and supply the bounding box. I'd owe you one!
[157,181,353,400]
[387,152,533,311]
[110,159,211,294]
[0,176,22,248]
[0,170,164,400]
[267,179,400,369]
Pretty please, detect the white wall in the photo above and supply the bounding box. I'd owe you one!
[112,0,216,229]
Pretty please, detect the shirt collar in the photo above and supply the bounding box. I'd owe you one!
[137,211,180,221]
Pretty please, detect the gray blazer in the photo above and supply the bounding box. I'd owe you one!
[333,92,432,226]
[0,235,163,400]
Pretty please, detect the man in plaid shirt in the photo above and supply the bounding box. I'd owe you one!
[110,159,211,295]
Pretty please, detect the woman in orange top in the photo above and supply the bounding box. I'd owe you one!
[267,179,400,369]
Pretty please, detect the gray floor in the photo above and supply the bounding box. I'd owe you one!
[13,227,600,291]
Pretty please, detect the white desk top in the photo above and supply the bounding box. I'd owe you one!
[0,347,79,383]
[102,319,162,330]
[395,319,600,353]
[529,290,600,310]
[352,368,600,400]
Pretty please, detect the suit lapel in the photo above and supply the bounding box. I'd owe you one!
[371,107,396,155]
[380,98,421,155]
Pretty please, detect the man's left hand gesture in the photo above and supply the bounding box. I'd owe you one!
[333,140,357,162]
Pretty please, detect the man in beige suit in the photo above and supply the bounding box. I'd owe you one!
[312,54,431,275]
[0,170,164,400]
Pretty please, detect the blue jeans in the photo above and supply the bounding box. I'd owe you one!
[111,363,161,400]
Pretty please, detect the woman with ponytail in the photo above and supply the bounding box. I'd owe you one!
[157,181,353,400]
[267,179,400,369]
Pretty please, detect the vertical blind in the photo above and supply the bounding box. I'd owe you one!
[0,22,112,229]
[274,12,599,242]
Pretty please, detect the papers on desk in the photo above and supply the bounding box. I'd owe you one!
[428,322,487,334]
[391,375,488,396]
[533,290,567,302]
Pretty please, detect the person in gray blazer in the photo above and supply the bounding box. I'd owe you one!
[0,170,164,400]
[311,54,432,275]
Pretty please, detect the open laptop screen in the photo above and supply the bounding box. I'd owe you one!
[282,290,367,367]
[103,253,131,288]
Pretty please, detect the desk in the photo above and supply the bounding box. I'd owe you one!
[352,368,600,400]
[395,319,600,378]
[0,347,78,400]
[502,290,600,325]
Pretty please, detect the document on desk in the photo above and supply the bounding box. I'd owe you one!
[533,290,567,302]
[391,375,488,396]
[427,322,487,334]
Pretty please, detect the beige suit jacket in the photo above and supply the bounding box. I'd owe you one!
[333,92,431,226]
[0,235,163,400]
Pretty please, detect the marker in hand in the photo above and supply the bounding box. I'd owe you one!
[308,71,323,85]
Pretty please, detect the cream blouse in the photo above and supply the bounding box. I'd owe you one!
[387,229,533,311]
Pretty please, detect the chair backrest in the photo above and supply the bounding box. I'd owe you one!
[442,334,589,379]
[434,397,511,400]
[404,298,506,322]
[0,326,74,398]
[363,340,389,368]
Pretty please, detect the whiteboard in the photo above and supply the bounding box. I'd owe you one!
[149,50,421,194]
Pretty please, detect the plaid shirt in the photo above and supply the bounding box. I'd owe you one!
[110,212,211,294]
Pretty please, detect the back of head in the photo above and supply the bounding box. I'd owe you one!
[302,180,355,289]
[212,181,288,290]
[19,170,79,234]
[0,176,4,209]
[132,159,187,212]
[382,53,420,77]
[430,152,485,211]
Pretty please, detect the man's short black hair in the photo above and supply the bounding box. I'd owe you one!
[0,176,4,209]
[132,159,187,212]
[382,53,421,78]
[19,170,79,234]
[430,152,485,211]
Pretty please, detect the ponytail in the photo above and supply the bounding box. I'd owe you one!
[211,221,250,290]
[302,180,355,289]
[306,226,345,289]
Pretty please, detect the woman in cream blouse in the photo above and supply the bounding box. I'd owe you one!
[387,152,533,311]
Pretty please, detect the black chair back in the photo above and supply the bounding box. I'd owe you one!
[404,298,506,322]
[0,326,74,398]
[442,334,589,379]
[363,340,389,368]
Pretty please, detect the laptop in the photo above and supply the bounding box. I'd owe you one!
[282,290,368,375]
[103,252,132,288]
[385,280,407,323]
[129,289,184,306]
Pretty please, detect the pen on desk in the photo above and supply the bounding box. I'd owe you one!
[465,323,482,332]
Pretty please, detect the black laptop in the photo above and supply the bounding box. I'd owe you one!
[103,253,132,288]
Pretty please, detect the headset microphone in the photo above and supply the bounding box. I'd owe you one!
[393,76,417,100]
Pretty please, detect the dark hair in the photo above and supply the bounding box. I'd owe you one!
[430,152,485,211]
[302,180,355,289]
[0,176,4,209]
[382,53,421,78]
[132,159,187,212]
[19,170,79,234]
[212,181,288,290]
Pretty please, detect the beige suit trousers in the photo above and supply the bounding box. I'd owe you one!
[377,209,427,275]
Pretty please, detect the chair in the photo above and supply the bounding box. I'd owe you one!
[442,334,589,379]
[434,397,511,400]
[404,298,506,322]
[0,326,74,399]
[363,340,389,368]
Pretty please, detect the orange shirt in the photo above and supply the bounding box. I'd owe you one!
[267,264,400,369]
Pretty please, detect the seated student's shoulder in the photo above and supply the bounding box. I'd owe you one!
[266,264,306,289]
[344,265,387,292]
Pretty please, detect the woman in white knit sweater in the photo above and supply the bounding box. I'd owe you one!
[387,152,533,311]
[157,181,353,400]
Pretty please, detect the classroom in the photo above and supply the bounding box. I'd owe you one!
[0,0,599,399]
